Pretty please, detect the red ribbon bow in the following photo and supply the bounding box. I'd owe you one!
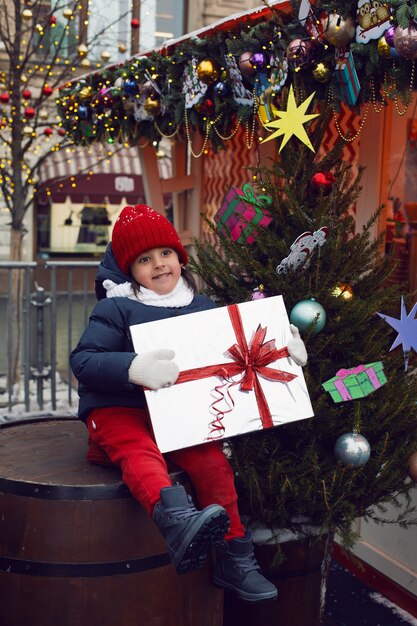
[174,304,297,435]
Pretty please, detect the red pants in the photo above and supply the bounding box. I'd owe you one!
[87,407,245,540]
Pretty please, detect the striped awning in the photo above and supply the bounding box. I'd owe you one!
[37,144,172,204]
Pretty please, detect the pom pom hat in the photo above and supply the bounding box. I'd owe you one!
[111,204,188,273]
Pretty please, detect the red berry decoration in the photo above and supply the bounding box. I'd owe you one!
[131,18,140,29]
[24,107,36,119]
[44,128,53,137]
[42,86,53,97]
[310,171,335,195]
[0,93,10,103]
[22,89,32,100]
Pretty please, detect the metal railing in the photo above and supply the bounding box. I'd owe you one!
[0,261,99,422]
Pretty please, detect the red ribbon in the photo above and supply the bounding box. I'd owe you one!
[174,303,297,433]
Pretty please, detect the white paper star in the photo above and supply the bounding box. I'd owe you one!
[377,297,417,371]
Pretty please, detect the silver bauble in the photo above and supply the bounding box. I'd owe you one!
[334,432,371,467]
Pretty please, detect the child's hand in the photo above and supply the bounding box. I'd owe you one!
[128,349,180,390]
[287,325,308,367]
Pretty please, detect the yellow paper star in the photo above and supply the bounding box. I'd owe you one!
[261,85,319,152]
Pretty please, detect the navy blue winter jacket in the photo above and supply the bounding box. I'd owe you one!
[70,244,216,422]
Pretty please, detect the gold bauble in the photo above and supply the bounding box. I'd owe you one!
[79,86,93,100]
[322,14,355,47]
[39,109,49,120]
[21,74,28,83]
[118,43,127,53]
[377,35,391,58]
[77,44,88,58]
[408,451,417,483]
[196,60,219,85]
[35,23,44,33]
[63,8,73,19]
[144,95,160,115]
[332,284,354,300]
[23,125,34,136]
[101,50,111,62]
[80,58,91,68]
[22,9,33,21]
[312,61,332,83]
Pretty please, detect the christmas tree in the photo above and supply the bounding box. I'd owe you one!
[190,107,417,550]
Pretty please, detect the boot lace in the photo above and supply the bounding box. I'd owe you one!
[231,551,260,574]
[166,499,199,521]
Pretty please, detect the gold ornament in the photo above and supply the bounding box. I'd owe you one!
[144,95,160,115]
[35,23,44,33]
[196,60,219,85]
[23,125,34,136]
[118,43,127,53]
[21,74,28,83]
[79,86,93,100]
[332,284,354,300]
[22,9,33,21]
[377,36,391,58]
[312,62,332,83]
[77,44,88,58]
[101,50,111,62]
[63,8,73,19]
[39,109,49,120]
[80,58,91,68]
[322,14,355,47]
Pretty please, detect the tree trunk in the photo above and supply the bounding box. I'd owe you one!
[9,227,25,384]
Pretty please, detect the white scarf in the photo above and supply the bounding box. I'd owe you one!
[103,276,194,308]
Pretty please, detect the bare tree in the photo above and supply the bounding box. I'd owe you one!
[0,0,130,381]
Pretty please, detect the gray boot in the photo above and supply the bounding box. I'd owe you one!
[213,531,278,602]
[153,484,230,574]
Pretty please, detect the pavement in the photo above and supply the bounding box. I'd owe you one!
[324,560,417,626]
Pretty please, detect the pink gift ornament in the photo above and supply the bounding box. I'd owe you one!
[214,183,273,245]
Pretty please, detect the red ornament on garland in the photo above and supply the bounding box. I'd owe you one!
[197,98,215,116]
[42,85,53,96]
[58,128,66,136]
[0,93,10,103]
[44,127,53,137]
[24,107,36,119]
[22,89,32,100]
[310,171,335,195]
[49,15,57,26]
[131,18,140,29]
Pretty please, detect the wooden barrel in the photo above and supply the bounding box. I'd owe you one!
[0,418,223,626]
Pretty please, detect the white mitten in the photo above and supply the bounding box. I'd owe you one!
[287,324,308,367]
[128,349,179,390]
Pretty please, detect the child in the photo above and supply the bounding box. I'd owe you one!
[70,204,308,603]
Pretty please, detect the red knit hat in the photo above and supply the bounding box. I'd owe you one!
[111,204,188,273]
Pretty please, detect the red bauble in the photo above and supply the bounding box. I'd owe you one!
[58,128,66,136]
[0,93,10,103]
[42,85,53,96]
[310,171,335,194]
[49,15,57,26]
[22,89,32,99]
[44,127,53,136]
[197,98,215,116]
[24,107,36,119]
[131,18,140,29]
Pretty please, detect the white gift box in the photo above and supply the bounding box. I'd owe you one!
[130,296,314,453]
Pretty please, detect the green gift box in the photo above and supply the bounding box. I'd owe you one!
[322,362,387,403]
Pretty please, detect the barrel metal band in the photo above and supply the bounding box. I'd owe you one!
[0,553,172,577]
[0,476,131,500]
